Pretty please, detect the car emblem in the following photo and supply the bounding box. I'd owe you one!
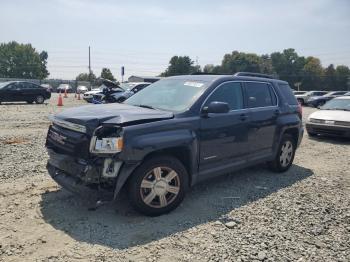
[49,130,67,144]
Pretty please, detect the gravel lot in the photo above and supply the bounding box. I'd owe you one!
[0,93,349,261]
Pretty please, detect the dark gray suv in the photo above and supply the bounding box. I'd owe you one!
[46,72,303,216]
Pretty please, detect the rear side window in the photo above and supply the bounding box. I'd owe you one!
[245,82,277,108]
[278,83,298,105]
[205,82,243,110]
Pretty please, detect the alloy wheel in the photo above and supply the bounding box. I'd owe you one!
[140,167,180,208]
[279,141,293,167]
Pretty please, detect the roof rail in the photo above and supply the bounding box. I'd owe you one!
[234,72,275,79]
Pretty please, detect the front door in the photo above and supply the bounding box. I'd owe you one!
[199,81,250,172]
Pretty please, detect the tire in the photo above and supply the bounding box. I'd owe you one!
[35,95,44,104]
[268,134,296,172]
[297,98,304,105]
[127,156,188,216]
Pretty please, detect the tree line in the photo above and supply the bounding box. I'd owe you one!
[161,49,350,91]
[1,42,349,91]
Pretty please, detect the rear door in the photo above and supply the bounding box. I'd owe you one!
[199,81,251,171]
[243,81,279,159]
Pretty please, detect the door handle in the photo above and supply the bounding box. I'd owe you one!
[239,113,248,121]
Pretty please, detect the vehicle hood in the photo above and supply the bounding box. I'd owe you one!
[309,110,350,122]
[53,103,174,134]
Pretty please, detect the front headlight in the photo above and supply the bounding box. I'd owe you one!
[90,136,123,154]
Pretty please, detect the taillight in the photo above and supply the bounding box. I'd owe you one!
[297,102,303,119]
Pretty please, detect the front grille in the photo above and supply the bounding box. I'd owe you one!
[46,124,90,158]
[313,128,346,136]
[334,121,350,127]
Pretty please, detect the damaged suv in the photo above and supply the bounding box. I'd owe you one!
[46,73,303,216]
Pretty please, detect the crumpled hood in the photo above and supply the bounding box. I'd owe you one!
[309,110,350,122]
[54,103,174,134]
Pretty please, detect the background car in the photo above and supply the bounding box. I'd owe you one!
[293,91,307,95]
[295,91,328,105]
[40,83,53,92]
[111,82,151,103]
[83,86,103,102]
[0,81,51,104]
[77,85,88,94]
[306,96,350,137]
[56,84,73,93]
[344,91,350,96]
[307,91,348,107]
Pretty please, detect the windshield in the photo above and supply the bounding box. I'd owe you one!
[0,82,9,89]
[125,78,209,112]
[321,99,350,111]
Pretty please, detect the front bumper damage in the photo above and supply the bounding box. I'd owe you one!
[46,149,120,200]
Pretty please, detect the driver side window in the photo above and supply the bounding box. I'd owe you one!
[205,82,243,110]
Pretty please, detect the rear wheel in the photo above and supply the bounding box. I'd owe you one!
[269,134,296,172]
[35,95,44,104]
[128,156,188,216]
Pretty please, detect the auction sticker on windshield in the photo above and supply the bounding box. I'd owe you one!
[184,81,204,88]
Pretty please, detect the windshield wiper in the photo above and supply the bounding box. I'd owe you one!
[137,104,156,110]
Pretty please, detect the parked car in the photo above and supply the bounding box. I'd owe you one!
[293,91,307,95]
[83,87,104,102]
[46,72,303,216]
[295,91,328,105]
[306,96,350,138]
[41,83,53,92]
[344,91,350,96]
[0,81,51,104]
[77,85,88,94]
[93,82,151,103]
[307,91,348,107]
[57,84,73,93]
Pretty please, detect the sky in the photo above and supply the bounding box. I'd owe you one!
[0,0,350,80]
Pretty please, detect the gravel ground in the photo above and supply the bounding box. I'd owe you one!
[0,93,349,262]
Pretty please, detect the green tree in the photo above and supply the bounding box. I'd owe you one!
[100,68,116,81]
[323,64,336,91]
[335,65,350,91]
[270,48,306,86]
[301,57,324,90]
[203,64,221,74]
[0,41,49,79]
[161,56,199,76]
[220,51,271,74]
[76,72,96,81]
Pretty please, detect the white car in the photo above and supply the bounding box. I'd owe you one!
[57,84,73,93]
[77,85,88,94]
[306,96,350,138]
[83,86,104,102]
[295,91,328,105]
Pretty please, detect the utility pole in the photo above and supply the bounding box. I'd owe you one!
[88,46,91,74]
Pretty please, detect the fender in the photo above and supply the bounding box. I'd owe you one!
[114,129,198,198]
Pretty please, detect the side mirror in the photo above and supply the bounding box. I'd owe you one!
[202,101,230,114]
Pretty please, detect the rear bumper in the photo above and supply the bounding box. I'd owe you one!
[306,122,350,138]
[297,126,304,147]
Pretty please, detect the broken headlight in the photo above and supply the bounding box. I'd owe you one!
[90,137,123,154]
[90,126,123,154]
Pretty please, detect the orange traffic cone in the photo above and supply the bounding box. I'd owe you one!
[57,93,63,106]
[64,88,68,98]
[77,92,81,100]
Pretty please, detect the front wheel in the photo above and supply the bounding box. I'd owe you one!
[127,156,188,216]
[269,134,296,172]
[35,95,45,104]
